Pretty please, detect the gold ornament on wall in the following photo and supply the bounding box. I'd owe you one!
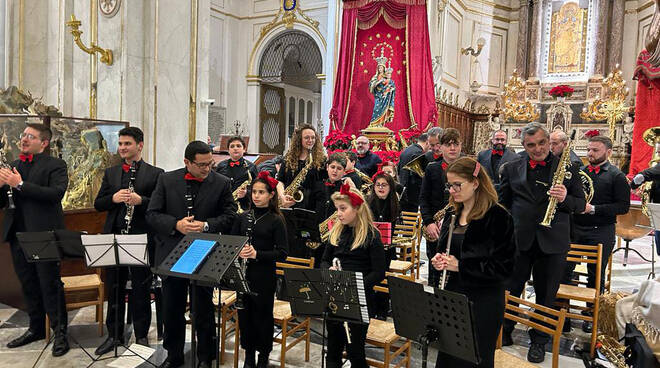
[501,70,539,122]
[65,15,113,66]
[581,65,629,142]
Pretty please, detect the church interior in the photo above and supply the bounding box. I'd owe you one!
[0,0,659,367]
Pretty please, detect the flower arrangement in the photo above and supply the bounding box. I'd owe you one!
[323,129,352,151]
[399,128,423,143]
[549,85,574,98]
[373,150,401,164]
[584,129,600,138]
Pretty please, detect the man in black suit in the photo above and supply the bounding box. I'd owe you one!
[355,135,382,177]
[423,127,444,164]
[215,136,258,212]
[0,123,69,356]
[397,133,429,212]
[498,122,585,363]
[420,128,462,287]
[550,129,582,166]
[146,141,237,368]
[93,127,164,355]
[476,130,518,187]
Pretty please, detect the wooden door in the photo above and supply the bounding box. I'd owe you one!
[259,84,286,154]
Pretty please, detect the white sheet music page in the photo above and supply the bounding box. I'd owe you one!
[81,234,116,267]
[115,234,149,266]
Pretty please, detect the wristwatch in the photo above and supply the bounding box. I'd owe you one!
[203,222,209,232]
[16,181,24,191]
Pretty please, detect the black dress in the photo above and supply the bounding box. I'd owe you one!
[368,198,399,319]
[231,207,288,355]
[321,227,386,368]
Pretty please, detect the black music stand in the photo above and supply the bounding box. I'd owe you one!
[80,233,156,366]
[388,276,479,368]
[154,233,248,368]
[16,230,98,367]
[284,268,370,368]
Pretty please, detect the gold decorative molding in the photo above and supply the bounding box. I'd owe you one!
[501,70,539,122]
[189,0,199,142]
[66,15,114,66]
[581,65,629,142]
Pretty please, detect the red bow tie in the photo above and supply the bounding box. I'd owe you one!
[325,181,336,187]
[492,149,503,156]
[184,173,204,182]
[587,165,601,174]
[229,160,240,167]
[19,154,33,163]
[433,153,442,160]
[441,162,448,170]
[122,163,131,172]
[529,160,547,169]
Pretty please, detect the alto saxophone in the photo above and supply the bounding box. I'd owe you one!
[540,131,575,228]
[281,150,313,204]
[122,162,137,234]
[422,203,453,241]
[355,169,373,194]
[233,171,252,214]
[319,211,338,243]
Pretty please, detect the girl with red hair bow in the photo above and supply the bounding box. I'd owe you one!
[321,184,386,368]
[231,171,288,368]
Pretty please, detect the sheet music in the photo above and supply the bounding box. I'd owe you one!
[646,203,660,231]
[115,234,149,266]
[81,234,117,267]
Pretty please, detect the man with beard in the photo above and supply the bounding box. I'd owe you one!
[419,128,462,287]
[498,122,585,363]
[477,130,518,187]
[566,136,630,332]
[354,135,382,177]
[397,133,429,212]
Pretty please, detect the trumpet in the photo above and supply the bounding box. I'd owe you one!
[319,211,338,242]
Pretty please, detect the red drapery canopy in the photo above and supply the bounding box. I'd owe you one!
[330,0,436,135]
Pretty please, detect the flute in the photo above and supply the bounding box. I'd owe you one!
[440,214,456,290]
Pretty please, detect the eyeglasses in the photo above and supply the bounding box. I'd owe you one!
[191,160,215,169]
[375,183,389,188]
[445,182,466,192]
[20,132,39,140]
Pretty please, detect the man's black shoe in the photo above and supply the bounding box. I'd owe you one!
[501,331,513,346]
[527,342,545,363]
[94,336,123,355]
[582,321,593,333]
[136,337,149,347]
[52,332,70,357]
[197,361,212,368]
[158,357,184,368]
[563,318,572,333]
[257,352,269,368]
[6,330,45,348]
[243,350,256,368]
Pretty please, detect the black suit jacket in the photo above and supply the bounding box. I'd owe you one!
[397,144,424,209]
[146,168,237,266]
[498,155,586,254]
[216,158,259,210]
[0,154,68,241]
[419,161,448,226]
[477,148,518,185]
[94,161,164,234]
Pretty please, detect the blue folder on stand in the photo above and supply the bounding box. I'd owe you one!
[170,239,217,274]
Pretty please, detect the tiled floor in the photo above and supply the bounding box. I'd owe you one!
[0,236,655,367]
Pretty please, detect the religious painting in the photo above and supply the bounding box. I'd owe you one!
[548,1,589,74]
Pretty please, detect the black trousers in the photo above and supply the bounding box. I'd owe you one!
[436,278,505,368]
[326,320,369,368]
[105,266,152,340]
[504,241,566,345]
[565,223,615,293]
[237,288,275,354]
[162,276,216,362]
[427,240,440,288]
[10,240,67,333]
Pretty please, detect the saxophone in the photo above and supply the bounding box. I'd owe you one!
[233,171,252,214]
[422,203,453,241]
[282,150,313,204]
[540,131,575,228]
[319,211,338,243]
[355,169,373,194]
[597,335,628,368]
[122,162,137,234]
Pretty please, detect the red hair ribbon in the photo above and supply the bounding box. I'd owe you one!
[473,162,481,177]
[257,171,278,190]
[339,183,364,207]
[371,170,387,182]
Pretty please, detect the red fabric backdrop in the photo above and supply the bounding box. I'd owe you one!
[330,0,436,136]
[629,50,660,176]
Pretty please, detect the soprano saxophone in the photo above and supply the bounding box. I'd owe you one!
[540,131,575,228]
[281,150,313,204]
[233,170,252,214]
[122,162,137,234]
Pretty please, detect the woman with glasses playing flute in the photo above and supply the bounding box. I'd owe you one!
[432,157,516,368]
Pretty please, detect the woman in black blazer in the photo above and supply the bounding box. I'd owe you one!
[432,157,516,368]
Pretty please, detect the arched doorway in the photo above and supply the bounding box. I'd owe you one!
[257,30,323,154]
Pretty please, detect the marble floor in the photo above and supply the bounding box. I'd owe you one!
[0,235,655,368]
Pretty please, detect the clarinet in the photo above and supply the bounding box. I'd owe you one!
[122,162,137,234]
[0,149,15,210]
[235,210,254,310]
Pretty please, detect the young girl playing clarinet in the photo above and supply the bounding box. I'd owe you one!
[321,184,386,368]
[231,171,288,368]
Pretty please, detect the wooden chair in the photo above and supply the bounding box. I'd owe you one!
[271,256,314,368]
[496,291,567,368]
[555,243,603,357]
[212,289,239,367]
[399,211,422,278]
[46,270,104,341]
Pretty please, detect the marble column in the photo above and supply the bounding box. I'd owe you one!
[593,0,610,77]
[321,0,339,137]
[516,0,530,77]
[607,0,625,73]
[527,0,544,80]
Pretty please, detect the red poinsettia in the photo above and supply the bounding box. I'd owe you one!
[373,150,401,165]
[584,129,600,138]
[323,129,352,151]
[549,85,574,98]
